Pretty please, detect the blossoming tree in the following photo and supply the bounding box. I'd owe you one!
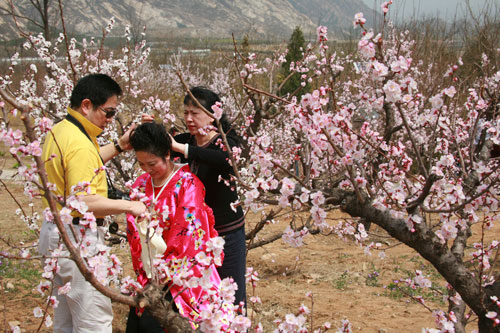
[0,7,247,332]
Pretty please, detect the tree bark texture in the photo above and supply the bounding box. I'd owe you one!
[340,193,498,332]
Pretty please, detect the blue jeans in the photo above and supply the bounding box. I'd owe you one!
[218,226,247,307]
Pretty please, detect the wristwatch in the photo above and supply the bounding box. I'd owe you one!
[113,139,124,153]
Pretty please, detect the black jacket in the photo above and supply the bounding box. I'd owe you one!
[173,133,244,234]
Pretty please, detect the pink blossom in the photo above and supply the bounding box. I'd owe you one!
[414,270,432,288]
[120,276,142,295]
[59,207,73,224]
[358,39,376,59]
[23,145,33,156]
[337,319,352,332]
[219,277,238,304]
[436,222,458,243]
[390,56,410,73]
[245,267,260,287]
[230,315,251,331]
[58,282,72,295]
[476,99,488,110]
[279,177,296,207]
[316,26,328,42]
[38,117,53,133]
[48,296,59,309]
[195,251,213,266]
[259,134,271,148]
[373,96,384,110]
[12,129,22,140]
[36,281,51,295]
[383,80,401,102]
[372,60,388,79]
[43,208,54,222]
[45,315,52,328]
[381,1,393,14]
[430,94,444,109]
[33,307,43,318]
[443,86,456,98]
[353,12,366,26]
[486,311,498,319]
[282,226,308,247]
[299,187,310,203]
[67,196,88,214]
[310,191,325,206]
[298,304,310,314]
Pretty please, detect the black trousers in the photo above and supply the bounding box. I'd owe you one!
[218,226,247,307]
[126,307,165,333]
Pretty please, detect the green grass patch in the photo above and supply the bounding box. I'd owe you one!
[0,257,42,289]
[333,270,351,290]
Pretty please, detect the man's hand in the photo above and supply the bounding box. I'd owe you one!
[81,195,147,217]
[128,200,147,217]
[118,123,137,151]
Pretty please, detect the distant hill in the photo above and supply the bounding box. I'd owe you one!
[0,0,380,41]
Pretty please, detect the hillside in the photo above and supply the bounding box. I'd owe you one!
[0,0,380,40]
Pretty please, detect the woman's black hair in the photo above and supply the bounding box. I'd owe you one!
[183,86,234,136]
[130,122,172,159]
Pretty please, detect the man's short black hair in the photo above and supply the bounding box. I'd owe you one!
[70,74,122,109]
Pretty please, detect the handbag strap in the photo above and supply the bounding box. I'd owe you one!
[65,113,118,194]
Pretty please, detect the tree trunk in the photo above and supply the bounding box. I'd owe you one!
[136,284,197,332]
[340,193,496,331]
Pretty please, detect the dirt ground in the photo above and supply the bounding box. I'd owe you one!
[0,179,482,332]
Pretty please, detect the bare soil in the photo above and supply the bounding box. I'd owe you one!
[0,179,481,332]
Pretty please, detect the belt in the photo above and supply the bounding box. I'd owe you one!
[216,217,245,236]
[72,217,105,227]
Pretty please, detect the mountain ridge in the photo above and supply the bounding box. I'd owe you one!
[0,0,380,41]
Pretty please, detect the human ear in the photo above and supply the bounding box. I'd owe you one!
[80,99,93,115]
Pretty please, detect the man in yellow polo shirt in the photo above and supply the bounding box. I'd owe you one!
[38,74,146,333]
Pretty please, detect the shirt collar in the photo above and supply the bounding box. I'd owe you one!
[67,106,103,138]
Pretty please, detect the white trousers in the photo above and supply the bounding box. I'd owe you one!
[38,221,113,333]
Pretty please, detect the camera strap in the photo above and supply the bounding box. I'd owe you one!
[65,113,118,196]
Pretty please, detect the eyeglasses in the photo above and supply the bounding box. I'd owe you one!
[98,106,119,119]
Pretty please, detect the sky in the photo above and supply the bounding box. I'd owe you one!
[360,0,494,21]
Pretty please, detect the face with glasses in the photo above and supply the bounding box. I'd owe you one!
[98,106,119,119]
[81,95,119,130]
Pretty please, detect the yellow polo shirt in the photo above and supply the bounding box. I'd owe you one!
[42,107,107,217]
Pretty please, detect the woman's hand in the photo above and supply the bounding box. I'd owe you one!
[141,113,186,155]
[170,134,186,154]
[141,113,155,123]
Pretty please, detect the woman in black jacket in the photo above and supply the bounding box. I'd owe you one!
[143,87,246,307]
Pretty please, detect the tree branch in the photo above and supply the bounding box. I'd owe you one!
[341,192,487,320]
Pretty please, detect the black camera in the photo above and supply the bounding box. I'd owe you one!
[107,221,127,244]
[108,186,130,200]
